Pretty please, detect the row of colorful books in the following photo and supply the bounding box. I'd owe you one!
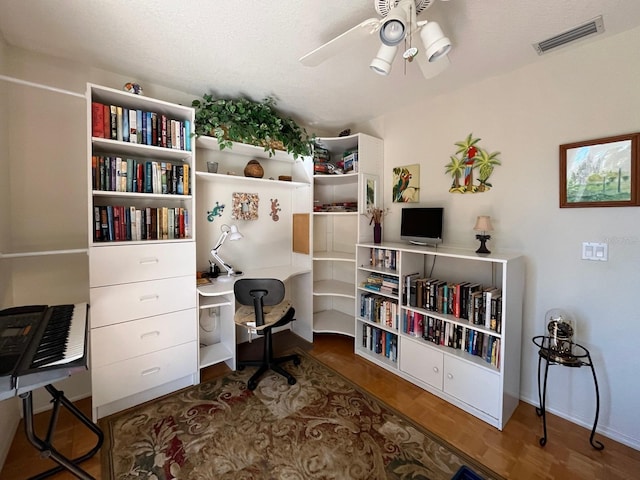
[91,156,190,196]
[368,247,397,271]
[404,274,502,332]
[91,102,191,151]
[361,272,399,295]
[361,324,398,363]
[402,311,501,368]
[93,205,190,242]
[359,293,399,329]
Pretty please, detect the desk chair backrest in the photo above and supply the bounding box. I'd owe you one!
[234,278,285,328]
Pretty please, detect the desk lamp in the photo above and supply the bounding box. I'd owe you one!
[211,224,243,281]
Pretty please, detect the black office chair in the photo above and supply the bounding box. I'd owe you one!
[233,278,300,390]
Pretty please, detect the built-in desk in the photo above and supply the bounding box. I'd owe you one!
[196,265,312,377]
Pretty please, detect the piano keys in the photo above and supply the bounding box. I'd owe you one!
[0,302,88,399]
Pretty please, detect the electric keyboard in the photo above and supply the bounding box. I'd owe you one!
[0,302,88,399]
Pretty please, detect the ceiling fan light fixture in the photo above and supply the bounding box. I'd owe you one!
[379,2,411,46]
[420,21,452,62]
[370,44,399,75]
[380,18,406,46]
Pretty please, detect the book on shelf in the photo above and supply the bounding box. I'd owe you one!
[483,287,501,329]
[91,102,105,138]
[93,204,189,242]
[122,108,129,142]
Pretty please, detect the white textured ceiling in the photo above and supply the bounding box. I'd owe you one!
[2,0,640,132]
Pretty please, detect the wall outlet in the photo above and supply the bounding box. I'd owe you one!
[582,242,608,261]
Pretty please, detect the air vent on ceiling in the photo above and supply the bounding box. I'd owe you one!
[533,15,605,55]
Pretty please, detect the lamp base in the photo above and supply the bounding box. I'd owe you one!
[475,234,491,254]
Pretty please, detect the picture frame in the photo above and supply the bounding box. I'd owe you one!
[392,164,420,202]
[361,174,379,213]
[560,133,640,208]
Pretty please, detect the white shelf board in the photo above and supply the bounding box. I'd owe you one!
[92,137,192,161]
[313,309,355,337]
[354,347,399,371]
[196,136,298,163]
[314,134,359,153]
[312,211,358,216]
[199,294,232,309]
[196,171,308,188]
[312,251,355,262]
[313,172,358,185]
[359,241,522,263]
[199,343,233,369]
[92,190,193,200]
[313,279,355,297]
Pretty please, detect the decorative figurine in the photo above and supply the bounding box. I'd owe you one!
[207,202,225,222]
[270,198,281,221]
[123,82,143,95]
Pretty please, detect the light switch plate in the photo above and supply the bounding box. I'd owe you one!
[582,242,608,261]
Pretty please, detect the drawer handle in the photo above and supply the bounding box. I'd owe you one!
[139,257,159,265]
[433,367,439,373]
[140,331,160,340]
[141,367,161,376]
[139,294,159,302]
[447,373,453,380]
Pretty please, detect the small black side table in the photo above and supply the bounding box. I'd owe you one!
[532,335,604,450]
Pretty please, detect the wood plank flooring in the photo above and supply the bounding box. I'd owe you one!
[2,333,639,479]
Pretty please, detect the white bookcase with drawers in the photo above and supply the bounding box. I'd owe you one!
[86,83,197,420]
[356,242,524,430]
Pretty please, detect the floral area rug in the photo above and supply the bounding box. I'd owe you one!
[100,349,503,480]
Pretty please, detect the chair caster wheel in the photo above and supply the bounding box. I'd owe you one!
[539,437,546,447]
[293,356,301,366]
[288,377,297,385]
[247,381,257,391]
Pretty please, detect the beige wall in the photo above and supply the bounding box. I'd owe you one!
[361,26,640,449]
[0,32,20,475]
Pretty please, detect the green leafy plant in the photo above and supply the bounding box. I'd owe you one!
[191,94,313,159]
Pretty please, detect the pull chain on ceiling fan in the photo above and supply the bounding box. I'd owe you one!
[299,0,452,80]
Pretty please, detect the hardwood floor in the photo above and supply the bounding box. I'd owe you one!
[2,333,639,479]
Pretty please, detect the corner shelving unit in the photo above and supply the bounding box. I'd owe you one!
[312,133,383,338]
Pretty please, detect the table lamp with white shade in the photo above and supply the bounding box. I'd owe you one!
[473,215,493,254]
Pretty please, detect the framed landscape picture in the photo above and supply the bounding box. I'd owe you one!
[560,133,640,208]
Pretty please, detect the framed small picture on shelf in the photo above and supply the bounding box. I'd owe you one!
[560,133,640,208]
[361,174,379,213]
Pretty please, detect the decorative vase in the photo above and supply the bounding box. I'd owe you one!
[244,159,264,178]
[373,223,382,244]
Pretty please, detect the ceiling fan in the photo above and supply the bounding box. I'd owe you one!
[299,0,452,79]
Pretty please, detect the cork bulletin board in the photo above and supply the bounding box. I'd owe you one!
[292,213,310,254]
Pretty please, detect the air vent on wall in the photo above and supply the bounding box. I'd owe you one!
[533,15,604,55]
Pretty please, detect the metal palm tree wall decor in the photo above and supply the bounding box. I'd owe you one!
[445,133,501,194]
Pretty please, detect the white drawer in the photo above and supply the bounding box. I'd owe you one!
[90,309,196,368]
[91,341,197,406]
[90,276,196,328]
[443,356,500,418]
[90,242,195,287]
[399,338,443,390]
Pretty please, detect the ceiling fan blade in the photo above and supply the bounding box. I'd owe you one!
[300,18,382,67]
[415,53,450,79]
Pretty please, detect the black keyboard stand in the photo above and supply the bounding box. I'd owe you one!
[20,384,104,480]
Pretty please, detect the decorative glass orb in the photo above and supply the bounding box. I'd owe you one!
[545,308,576,357]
